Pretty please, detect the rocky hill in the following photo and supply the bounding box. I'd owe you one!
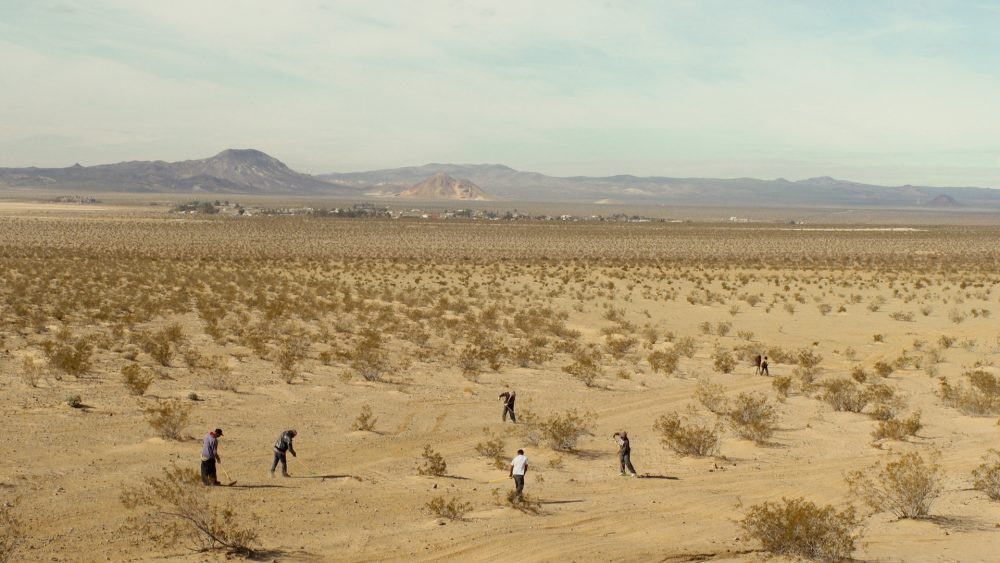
[397,172,493,200]
[0,149,349,194]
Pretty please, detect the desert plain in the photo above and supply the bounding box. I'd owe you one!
[2,200,1000,562]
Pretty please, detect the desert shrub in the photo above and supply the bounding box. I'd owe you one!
[772,375,793,399]
[120,464,258,555]
[275,335,309,381]
[144,399,192,440]
[740,497,860,562]
[475,429,507,469]
[673,336,697,358]
[971,449,1000,501]
[817,303,833,316]
[0,501,22,563]
[653,412,721,457]
[727,392,778,444]
[65,394,83,408]
[850,365,868,384]
[206,370,238,392]
[510,337,553,368]
[563,346,602,387]
[647,348,680,374]
[696,380,730,415]
[350,330,391,382]
[938,335,955,348]
[491,488,542,514]
[19,356,45,387]
[351,403,378,431]
[872,333,885,343]
[534,409,594,451]
[845,451,941,518]
[135,324,184,367]
[121,364,155,396]
[795,348,823,379]
[737,330,754,341]
[948,307,967,324]
[889,311,914,322]
[426,496,473,520]
[604,334,637,360]
[712,347,736,374]
[939,369,1000,415]
[43,331,93,377]
[417,445,447,476]
[872,361,894,378]
[871,411,922,442]
[821,379,869,413]
[715,321,732,337]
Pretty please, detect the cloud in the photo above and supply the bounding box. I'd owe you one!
[1,0,998,187]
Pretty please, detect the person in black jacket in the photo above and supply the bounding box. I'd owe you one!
[613,431,638,477]
[499,390,517,423]
[270,429,297,477]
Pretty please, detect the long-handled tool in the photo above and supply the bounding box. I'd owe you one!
[219,464,237,486]
[487,476,510,484]
[297,457,316,476]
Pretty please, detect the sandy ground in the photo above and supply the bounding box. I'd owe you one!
[1,212,1000,562]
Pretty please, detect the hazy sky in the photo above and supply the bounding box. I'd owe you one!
[2,1,999,187]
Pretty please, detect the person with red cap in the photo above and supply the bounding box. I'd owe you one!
[200,428,223,485]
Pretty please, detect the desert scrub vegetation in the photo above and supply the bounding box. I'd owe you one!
[144,399,193,440]
[120,465,259,555]
[562,346,602,387]
[938,369,1000,415]
[121,363,155,396]
[351,403,378,431]
[417,445,447,476]
[726,392,779,444]
[426,496,473,521]
[0,501,22,563]
[522,409,595,451]
[475,429,508,469]
[711,346,736,374]
[41,329,93,377]
[653,411,721,456]
[845,451,942,518]
[870,411,922,442]
[972,450,1000,501]
[740,497,861,562]
[647,348,680,374]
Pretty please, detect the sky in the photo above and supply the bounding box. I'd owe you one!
[1,0,999,187]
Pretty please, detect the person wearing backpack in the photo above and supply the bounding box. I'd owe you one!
[270,429,297,477]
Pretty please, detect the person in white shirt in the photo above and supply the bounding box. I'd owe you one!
[509,449,529,499]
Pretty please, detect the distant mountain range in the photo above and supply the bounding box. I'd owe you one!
[3,148,999,209]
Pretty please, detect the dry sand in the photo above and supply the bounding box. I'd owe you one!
[1,209,999,562]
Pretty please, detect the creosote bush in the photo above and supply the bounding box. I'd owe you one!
[653,412,721,457]
[120,464,259,556]
[121,363,155,396]
[727,392,778,444]
[42,330,93,377]
[351,403,378,431]
[563,346,602,387]
[144,399,193,440]
[712,347,736,374]
[491,488,542,514]
[475,429,508,469]
[426,496,473,521]
[647,348,680,375]
[972,449,1000,501]
[527,409,595,451]
[845,451,941,518]
[740,497,860,562]
[350,330,391,382]
[871,411,922,442]
[417,445,447,476]
[939,369,1000,415]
